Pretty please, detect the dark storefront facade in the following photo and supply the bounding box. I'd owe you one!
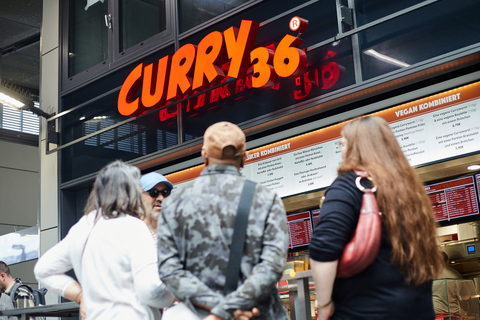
[41,0,480,317]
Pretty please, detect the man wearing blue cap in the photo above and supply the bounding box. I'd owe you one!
[140,172,173,242]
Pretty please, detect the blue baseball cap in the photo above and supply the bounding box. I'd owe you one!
[140,172,173,192]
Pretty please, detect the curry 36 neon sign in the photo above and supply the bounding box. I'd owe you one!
[117,17,340,121]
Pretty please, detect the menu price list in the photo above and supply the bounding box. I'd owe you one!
[287,211,313,249]
[311,209,321,228]
[425,176,479,221]
[477,174,480,198]
[391,117,429,166]
[243,141,342,198]
[391,98,480,167]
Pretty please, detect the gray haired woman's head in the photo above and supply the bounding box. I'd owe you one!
[84,160,145,218]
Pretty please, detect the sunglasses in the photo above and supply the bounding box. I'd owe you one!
[148,188,171,198]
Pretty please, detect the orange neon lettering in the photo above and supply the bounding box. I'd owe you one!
[142,56,171,108]
[167,44,197,101]
[273,35,307,78]
[250,47,278,89]
[192,31,226,91]
[224,20,259,79]
[118,63,145,116]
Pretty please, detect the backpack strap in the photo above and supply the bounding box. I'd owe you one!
[8,283,19,304]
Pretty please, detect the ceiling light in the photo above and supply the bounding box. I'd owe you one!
[467,165,480,171]
[0,92,25,110]
[364,49,410,68]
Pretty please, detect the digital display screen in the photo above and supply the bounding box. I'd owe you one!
[467,245,476,254]
[311,209,321,228]
[425,176,479,222]
[287,211,313,249]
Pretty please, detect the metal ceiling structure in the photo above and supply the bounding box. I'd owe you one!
[0,0,42,100]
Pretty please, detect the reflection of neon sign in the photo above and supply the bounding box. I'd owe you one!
[117,18,340,122]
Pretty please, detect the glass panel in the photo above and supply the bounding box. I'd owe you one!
[61,109,178,181]
[355,0,424,26]
[178,0,351,140]
[61,46,177,182]
[432,279,480,319]
[180,38,355,141]
[359,0,480,80]
[178,0,250,33]
[68,0,109,77]
[119,0,167,52]
[0,226,39,265]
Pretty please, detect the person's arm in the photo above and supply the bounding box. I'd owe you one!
[308,172,362,319]
[34,234,77,297]
[133,263,176,308]
[203,308,260,320]
[208,193,289,320]
[310,259,337,320]
[64,282,86,319]
[130,220,175,309]
[157,209,225,311]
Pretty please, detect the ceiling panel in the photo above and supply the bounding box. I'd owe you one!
[0,1,41,94]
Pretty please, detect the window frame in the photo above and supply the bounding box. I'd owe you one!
[60,0,175,93]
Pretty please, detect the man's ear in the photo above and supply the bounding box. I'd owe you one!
[201,149,208,166]
[239,151,246,168]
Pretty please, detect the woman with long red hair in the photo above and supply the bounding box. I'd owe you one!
[309,116,443,320]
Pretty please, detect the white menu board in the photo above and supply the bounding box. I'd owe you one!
[167,81,480,199]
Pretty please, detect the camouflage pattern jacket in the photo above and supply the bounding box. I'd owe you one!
[158,164,289,320]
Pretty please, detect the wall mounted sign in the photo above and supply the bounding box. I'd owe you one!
[165,81,480,201]
[117,18,342,122]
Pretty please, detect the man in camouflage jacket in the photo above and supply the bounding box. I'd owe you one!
[158,122,289,320]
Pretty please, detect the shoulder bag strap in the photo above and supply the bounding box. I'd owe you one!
[223,180,257,295]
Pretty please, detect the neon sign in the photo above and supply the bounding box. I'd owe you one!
[117,17,340,122]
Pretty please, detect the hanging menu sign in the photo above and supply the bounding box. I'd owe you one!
[425,176,480,221]
[166,81,480,200]
[287,211,313,248]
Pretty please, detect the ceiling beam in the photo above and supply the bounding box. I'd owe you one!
[1,33,40,56]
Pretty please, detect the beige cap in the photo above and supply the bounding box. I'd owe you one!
[203,121,246,160]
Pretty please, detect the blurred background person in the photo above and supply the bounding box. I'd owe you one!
[433,251,471,320]
[0,261,34,310]
[140,172,173,243]
[437,251,462,279]
[309,116,443,320]
[34,160,174,319]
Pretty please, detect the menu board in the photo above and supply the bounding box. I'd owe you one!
[240,82,480,198]
[477,174,480,199]
[167,81,480,201]
[425,176,480,222]
[311,209,321,228]
[241,138,343,197]
[287,211,313,248]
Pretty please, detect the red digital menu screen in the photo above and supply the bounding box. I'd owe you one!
[287,211,313,248]
[311,209,321,228]
[477,174,480,200]
[425,176,479,222]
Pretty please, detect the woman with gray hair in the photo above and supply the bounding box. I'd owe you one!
[34,160,174,319]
